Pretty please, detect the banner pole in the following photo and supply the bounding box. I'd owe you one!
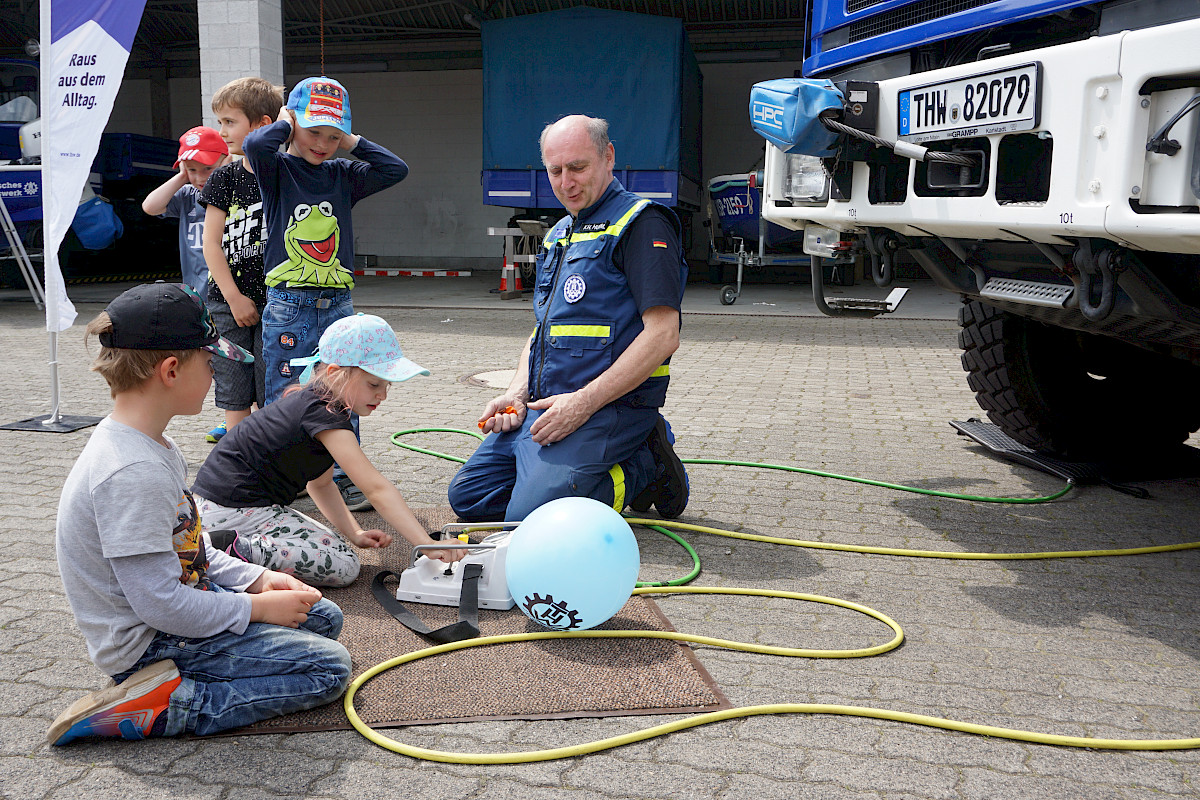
[44,332,62,426]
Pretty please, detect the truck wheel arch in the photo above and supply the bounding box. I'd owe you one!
[957,299,1200,459]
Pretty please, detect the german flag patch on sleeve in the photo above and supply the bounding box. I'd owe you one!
[652,240,669,248]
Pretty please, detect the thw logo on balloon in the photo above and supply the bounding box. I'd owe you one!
[521,593,582,630]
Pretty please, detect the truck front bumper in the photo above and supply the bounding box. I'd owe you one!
[762,17,1200,256]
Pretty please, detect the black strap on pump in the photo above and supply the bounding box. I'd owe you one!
[370,563,483,644]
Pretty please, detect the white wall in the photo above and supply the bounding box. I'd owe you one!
[105,60,805,270]
[326,70,512,269]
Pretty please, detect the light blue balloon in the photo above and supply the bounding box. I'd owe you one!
[505,497,640,630]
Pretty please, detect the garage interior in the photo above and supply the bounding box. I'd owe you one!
[0,0,813,272]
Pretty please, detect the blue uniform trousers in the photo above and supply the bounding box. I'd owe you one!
[448,403,660,522]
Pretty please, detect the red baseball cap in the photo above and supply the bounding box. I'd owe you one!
[173,126,228,168]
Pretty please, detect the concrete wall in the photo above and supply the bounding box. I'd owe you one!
[102,60,806,271]
[305,70,513,269]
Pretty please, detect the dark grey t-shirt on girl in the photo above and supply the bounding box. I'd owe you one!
[192,385,355,507]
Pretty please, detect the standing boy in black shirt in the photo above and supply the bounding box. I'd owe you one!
[200,77,284,443]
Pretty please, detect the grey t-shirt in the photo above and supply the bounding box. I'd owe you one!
[55,417,265,675]
[161,184,209,294]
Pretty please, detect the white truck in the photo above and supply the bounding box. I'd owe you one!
[757,1,1200,460]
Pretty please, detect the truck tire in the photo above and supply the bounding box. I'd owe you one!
[958,299,1200,459]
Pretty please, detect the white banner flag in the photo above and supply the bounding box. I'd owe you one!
[40,0,148,332]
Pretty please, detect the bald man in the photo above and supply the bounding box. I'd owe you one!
[449,114,689,522]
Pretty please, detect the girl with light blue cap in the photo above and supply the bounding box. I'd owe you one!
[191,313,463,587]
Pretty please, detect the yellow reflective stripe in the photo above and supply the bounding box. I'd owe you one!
[548,324,611,338]
[650,364,670,378]
[608,463,626,511]
[542,200,651,249]
[531,325,538,339]
[567,200,651,243]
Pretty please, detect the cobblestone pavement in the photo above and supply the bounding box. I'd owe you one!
[2,299,1199,799]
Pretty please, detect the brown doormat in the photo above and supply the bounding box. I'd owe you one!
[226,507,729,735]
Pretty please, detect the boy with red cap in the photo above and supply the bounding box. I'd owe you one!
[142,126,230,293]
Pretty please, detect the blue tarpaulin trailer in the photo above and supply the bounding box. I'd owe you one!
[481,7,702,212]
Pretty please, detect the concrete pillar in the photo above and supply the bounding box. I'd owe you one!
[148,67,172,139]
[197,0,285,126]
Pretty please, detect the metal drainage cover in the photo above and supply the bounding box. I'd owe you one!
[461,369,516,389]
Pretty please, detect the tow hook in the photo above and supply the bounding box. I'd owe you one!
[864,229,901,287]
[1072,242,1124,322]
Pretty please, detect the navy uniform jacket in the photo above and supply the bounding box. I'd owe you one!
[529,179,687,409]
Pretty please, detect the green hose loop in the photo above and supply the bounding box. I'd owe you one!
[635,524,701,587]
[391,427,483,463]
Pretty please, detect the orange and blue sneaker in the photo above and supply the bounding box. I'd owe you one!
[47,660,181,745]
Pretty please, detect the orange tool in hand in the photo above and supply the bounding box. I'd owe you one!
[479,406,517,429]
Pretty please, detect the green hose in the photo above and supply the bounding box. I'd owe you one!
[682,457,1073,503]
[390,427,1074,503]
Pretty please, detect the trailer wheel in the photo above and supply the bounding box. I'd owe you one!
[958,299,1200,459]
[720,285,738,305]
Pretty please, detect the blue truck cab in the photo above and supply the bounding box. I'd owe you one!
[756,0,1200,460]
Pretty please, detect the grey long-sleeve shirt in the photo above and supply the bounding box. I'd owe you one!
[56,417,266,675]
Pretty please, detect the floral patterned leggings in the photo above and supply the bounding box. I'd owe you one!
[194,496,361,588]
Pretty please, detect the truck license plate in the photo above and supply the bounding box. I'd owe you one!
[898,62,1041,143]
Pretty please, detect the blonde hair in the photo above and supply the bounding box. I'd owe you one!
[211,77,284,125]
[284,363,361,415]
[85,311,198,398]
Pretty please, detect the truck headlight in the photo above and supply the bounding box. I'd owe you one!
[784,154,829,204]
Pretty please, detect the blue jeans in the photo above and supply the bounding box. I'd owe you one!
[262,286,354,405]
[113,583,351,737]
[448,403,660,521]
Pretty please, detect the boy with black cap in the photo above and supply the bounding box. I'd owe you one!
[141,126,230,293]
[48,283,351,745]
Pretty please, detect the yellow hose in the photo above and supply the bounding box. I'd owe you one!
[344,585,1200,762]
[624,517,1200,560]
[346,517,1200,762]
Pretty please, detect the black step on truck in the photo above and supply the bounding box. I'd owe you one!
[756,0,1200,460]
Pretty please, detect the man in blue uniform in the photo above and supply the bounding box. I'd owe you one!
[448,114,689,522]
